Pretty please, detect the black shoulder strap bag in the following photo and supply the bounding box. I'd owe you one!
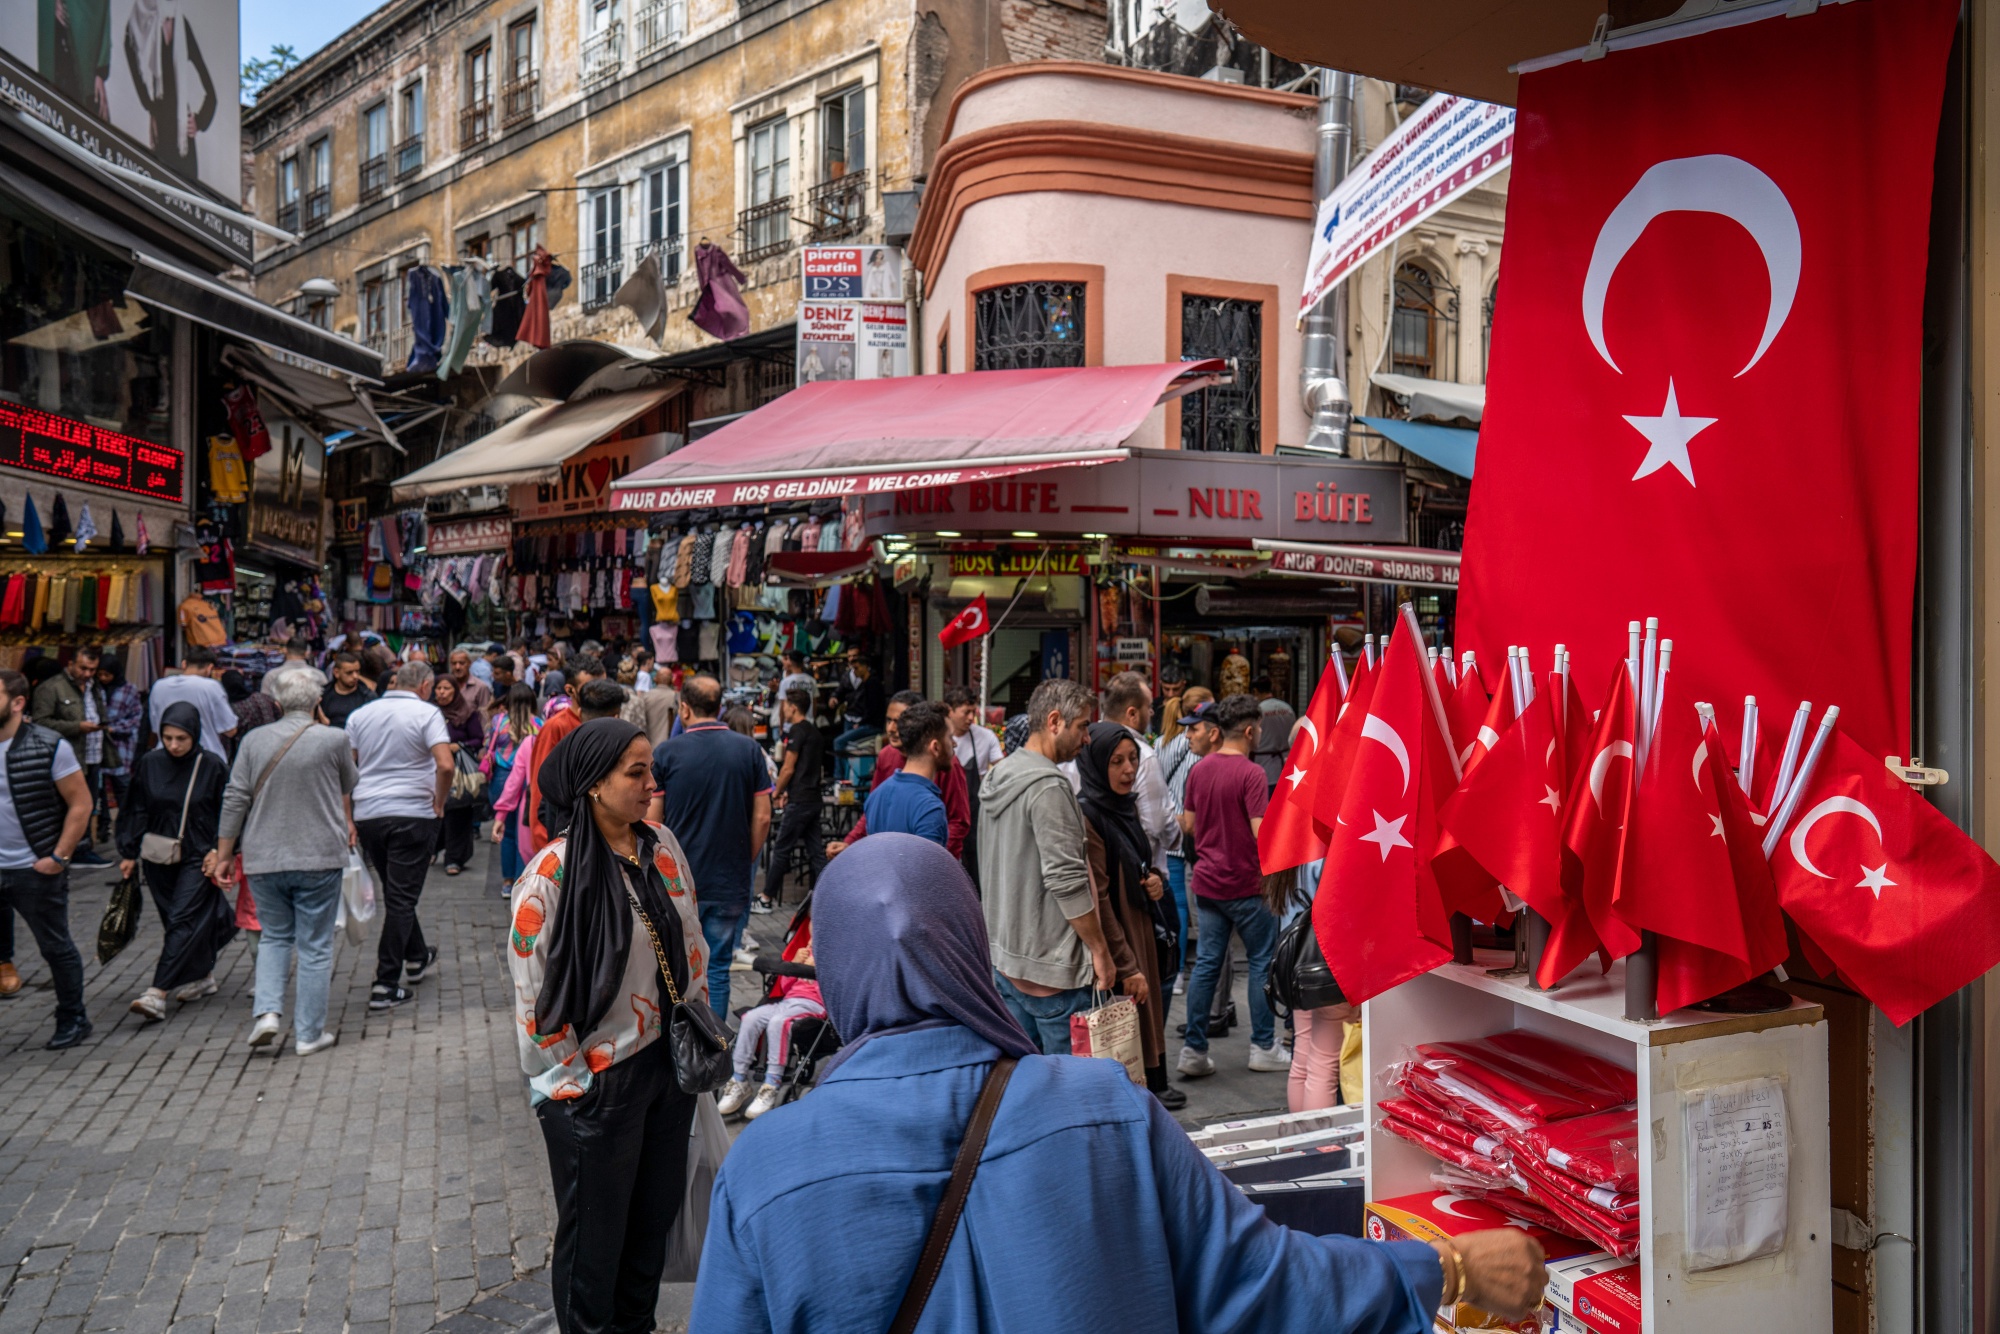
[887,1057,1019,1334]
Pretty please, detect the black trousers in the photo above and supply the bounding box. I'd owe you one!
[143,858,233,990]
[537,1041,697,1334]
[357,815,438,988]
[765,798,824,904]
[438,805,478,869]
[0,866,84,1025]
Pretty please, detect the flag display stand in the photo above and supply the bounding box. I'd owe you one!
[1363,955,1831,1333]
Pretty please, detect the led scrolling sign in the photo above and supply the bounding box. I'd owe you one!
[0,403,185,503]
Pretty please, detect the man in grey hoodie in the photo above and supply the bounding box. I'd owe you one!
[978,677,1116,1053]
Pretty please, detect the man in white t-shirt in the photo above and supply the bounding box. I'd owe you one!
[347,660,454,1012]
[148,647,239,759]
[770,650,815,734]
[0,669,96,1048]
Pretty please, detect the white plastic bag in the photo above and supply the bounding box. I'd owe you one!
[342,849,378,945]
[661,1093,731,1283]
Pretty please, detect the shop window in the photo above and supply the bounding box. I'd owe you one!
[360,103,389,202]
[1179,294,1262,453]
[1390,262,1458,382]
[741,117,791,262]
[973,281,1086,372]
[643,162,684,281]
[397,79,426,177]
[583,186,623,312]
[0,192,176,448]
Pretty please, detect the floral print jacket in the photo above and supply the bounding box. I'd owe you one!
[507,821,708,1106]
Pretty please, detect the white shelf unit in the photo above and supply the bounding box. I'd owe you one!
[1363,951,1832,1334]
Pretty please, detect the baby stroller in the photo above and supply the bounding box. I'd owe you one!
[740,893,843,1107]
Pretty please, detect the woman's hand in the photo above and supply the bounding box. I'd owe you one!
[120,859,138,880]
[1142,871,1165,900]
[1438,1231,1547,1321]
[1121,973,1150,1006]
[491,821,505,844]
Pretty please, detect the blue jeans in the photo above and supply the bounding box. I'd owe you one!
[1166,856,1191,972]
[1182,894,1279,1051]
[500,823,524,883]
[992,971,1093,1055]
[252,868,344,1043]
[831,724,881,783]
[699,902,747,1025]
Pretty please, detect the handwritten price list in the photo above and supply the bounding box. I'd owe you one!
[0,402,184,503]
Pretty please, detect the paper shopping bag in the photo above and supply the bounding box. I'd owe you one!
[1069,996,1144,1085]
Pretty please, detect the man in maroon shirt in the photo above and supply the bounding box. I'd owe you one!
[1176,693,1289,1079]
[825,690,970,861]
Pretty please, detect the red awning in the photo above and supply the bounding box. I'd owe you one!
[609,360,1225,513]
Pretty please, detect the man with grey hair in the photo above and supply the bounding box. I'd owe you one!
[977,677,1115,1053]
[346,660,453,1010]
[208,666,358,1055]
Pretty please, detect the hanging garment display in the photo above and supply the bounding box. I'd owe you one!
[487,266,526,347]
[519,246,554,350]
[690,241,750,341]
[73,502,96,553]
[47,494,71,548]
[21,494,46,555]
[406,266,449,373]
[223,384,273,461]
[208,435,250,502]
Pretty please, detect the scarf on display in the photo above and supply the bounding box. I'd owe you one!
[812,834,1036,1077]
[21,495,46,555]
[1076,721,1156,914]
[531,719,673,1037]
[73,502,96,553]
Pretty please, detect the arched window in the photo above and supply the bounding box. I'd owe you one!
[1390,263,1459,381]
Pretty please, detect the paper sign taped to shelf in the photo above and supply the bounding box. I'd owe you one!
[1683,1077,1789,1271]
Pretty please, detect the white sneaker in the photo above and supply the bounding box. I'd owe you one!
[294,1032,338,1057]
[128,991,166,1023]
[1248,1042,1293,1072]
[173,977,218,1003]
[1176,1045,1216,1078]
[248,1012,284,1049]
[730,948,756,972]
[743,1084,784,1119]
[714,1078,755,1116]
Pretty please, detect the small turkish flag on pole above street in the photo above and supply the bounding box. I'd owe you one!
[938,594,991,648]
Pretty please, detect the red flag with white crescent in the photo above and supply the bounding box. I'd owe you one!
[938,594,991,649]
[1456,0,1959,761]
[1438,673,1567,928]
[1258,653,1347,875]
[1546,669,1640,986]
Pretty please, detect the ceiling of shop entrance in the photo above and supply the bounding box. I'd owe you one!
[1209,0,1685,104]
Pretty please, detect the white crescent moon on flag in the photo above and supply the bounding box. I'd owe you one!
[1360,714,1412,797]
[1431,1194,1481,1220]
[1588,741,1635,814]
[1788,796,1885,880]
[1692,740,1708,792]
[1478,725,1500,752]
[1582,154,1802,378]
[962,605,984,631]
[1299,715,1321,754]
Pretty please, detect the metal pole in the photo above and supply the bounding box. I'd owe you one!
[1301,69,1357,454]
[1624,934,1658,1022]
[1524,908,1551,989]
[979,634,990,725]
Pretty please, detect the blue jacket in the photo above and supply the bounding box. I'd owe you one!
[691,1025,1442,1332]
[863,769,949,848]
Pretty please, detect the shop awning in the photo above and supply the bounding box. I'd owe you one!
[610,360,1226,512]
[391,383,683,501]
[125,251,384,382]
[220,344,427,452]
[490,340,661,400]
[1357,416,1477,477]
[1253,538,1462,589]
[1368,372,1485,423]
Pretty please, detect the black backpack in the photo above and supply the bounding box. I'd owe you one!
[1265,910,1347,1017]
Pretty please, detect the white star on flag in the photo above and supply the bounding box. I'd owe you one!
[1710,813,1727,838]
[1856,863,1896,899]
[1624,379,1718,486]
[1357,810,1413,862]
[1538,784,1561,814]
[1286,765,1308,791]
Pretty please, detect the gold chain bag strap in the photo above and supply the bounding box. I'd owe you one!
[626,883,734,1094]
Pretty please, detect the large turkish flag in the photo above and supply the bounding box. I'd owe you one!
[1458,0,1959,757]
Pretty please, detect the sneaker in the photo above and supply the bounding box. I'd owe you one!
[1248,1042,1293,1073]
[70,849,113,868]
[1176,1045,1216,1079]
[714,1078,755,1116]
[173,977,219,1003]
[743,1084,784,1119]
[248,1012,284,1048]
[750,896,776,915]
[128,991,167,1023]
[730,949,756,972]
[369,985,413,1010]
[294,1032,339,1057]
[405,948,440,984]
[1154,1084,1189,1111]
[44,1018,92,1050]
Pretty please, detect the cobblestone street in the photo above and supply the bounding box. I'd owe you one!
[0,841,1289,1334]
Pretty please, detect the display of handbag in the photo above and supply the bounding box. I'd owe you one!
[1069,994,1145,1084]
[446,748,486,810]
[96,865,144,964]
[628,886,732,1094]
[140,752,207,865]
[1265,909,1347,1018]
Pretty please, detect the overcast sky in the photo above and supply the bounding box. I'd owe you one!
[241,0,385,68]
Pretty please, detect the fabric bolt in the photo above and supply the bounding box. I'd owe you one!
[251,867,343,1043]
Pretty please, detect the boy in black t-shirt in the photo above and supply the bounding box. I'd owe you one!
[758,686,826,912]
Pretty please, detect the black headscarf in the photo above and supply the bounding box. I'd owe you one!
[154,701,206,776]
[219,669,252,704]
[532,717,672,1038]
[1076,721,1153,913]
[97,652,125,689]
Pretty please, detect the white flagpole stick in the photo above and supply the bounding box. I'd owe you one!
[1626,620,1642,694]
[1763,706,1839,859]
[1507,647,1523,717]
[1364,633,1377,669]
[1638,617,1660,762]
[1552,644,1569,765]
[1400,602,1463,782]
[1738,696,1758,797]
[1772,701,1811,813]
[1443,645,1457,687]
[1651,639,1672,744]
[1428,647,1441,680]
[1330,640,1350,703]
[1461,649,1475,684]
[1519,647,1535,707]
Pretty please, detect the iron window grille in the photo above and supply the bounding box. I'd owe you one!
[359,156,389,203]
[461,101,492,150]
[637,235,684,283]
[807,168,868,242]
[739,198,791,263]
[395,133,424,179]
[634,0,686,58]
[501,72,539,128]
[302,187,331,230]
[581,22,624,88]
[1179,295,1262,452]
[973,281,1087,371]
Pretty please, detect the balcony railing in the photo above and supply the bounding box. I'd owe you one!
[276,201,299,233]
[460,99,492,150]
[637,234,683,281]
[807,168,869,242]
[634,0,686,59]
[395,133,424,179]
[581,258,624,313]
[302,187,331,231]
[738,197,792,263]
[501,73,539,129]
[359,154,389,203]
[581,23,624,88]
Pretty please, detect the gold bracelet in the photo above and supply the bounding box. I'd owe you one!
[1440,1242,1468,1305]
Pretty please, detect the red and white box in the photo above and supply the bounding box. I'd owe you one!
[1365,1192,1598,1333]
[1543,1254,1641,1334]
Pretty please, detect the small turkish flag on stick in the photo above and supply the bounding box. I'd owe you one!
[1258,651,1347,875]
[938,594,991,648]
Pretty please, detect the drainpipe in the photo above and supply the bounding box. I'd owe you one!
[1300,69,1356,454]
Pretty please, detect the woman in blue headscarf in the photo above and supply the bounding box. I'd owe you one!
[690,833,1547,1332]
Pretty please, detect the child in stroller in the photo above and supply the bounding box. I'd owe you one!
[716,901,838,1119]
